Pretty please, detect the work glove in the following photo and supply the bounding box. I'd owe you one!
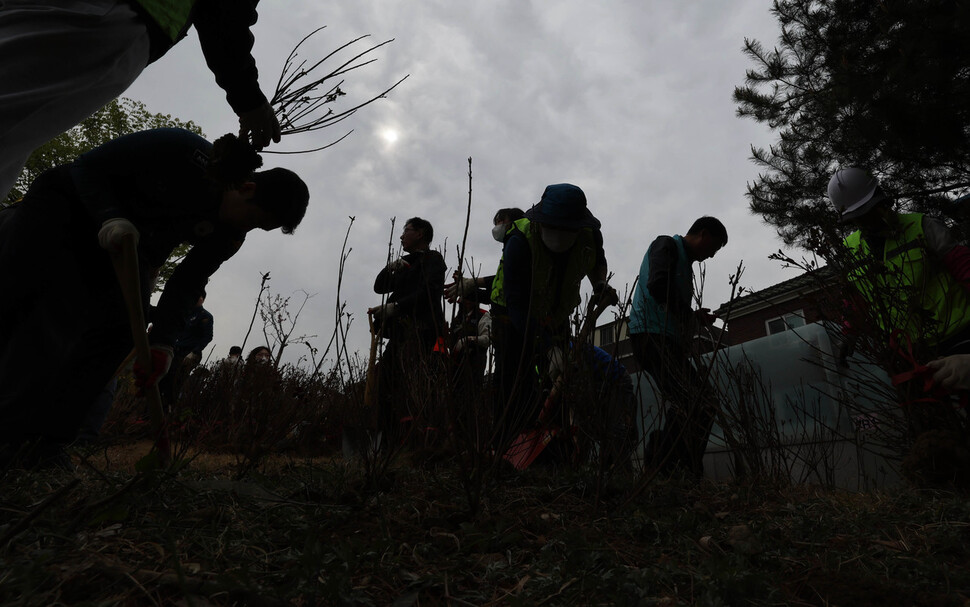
[98,218,139,252]
[238,100,282,150]
[927,354,970,391]
[453,336,480,353]
[386,258,410,272]
[444,277,478,302]
[183,351,201,368]
[590,281,619,308]
[368,302,398,321]
[133,345,174,393]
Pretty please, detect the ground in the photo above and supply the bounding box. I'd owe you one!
[1,440,969,606]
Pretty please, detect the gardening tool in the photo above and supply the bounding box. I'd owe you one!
[363,313,380,409]
[110,233,170,464]
[110,348,137,382]
[503,293,616,470]
[343,313,383,459]
[503,426,560,470]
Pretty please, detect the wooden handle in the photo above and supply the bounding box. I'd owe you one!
[363,313,380,408]
[110,233,170,464]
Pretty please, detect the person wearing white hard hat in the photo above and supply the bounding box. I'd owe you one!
[831,167,970,349]
[830,167,970,430]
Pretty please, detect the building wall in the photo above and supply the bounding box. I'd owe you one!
[724,296,819,345]
[592,318,641,373]
[721,287,844,346]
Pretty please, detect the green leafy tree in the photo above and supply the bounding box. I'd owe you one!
[735,0,970,248]
[4,97,204,291]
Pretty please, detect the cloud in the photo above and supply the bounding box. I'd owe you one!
[123,1,799,366]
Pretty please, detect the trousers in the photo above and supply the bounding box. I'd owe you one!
[0,0,150,197]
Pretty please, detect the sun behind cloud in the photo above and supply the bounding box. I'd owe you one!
[381,128,399,145]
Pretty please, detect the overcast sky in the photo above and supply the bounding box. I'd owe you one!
[125,1,802,368]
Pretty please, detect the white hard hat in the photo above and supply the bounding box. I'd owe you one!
[827,167,885,221]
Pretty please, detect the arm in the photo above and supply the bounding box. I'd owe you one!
[476,311,492,348]
[374,264,397,294]
[192,309,215,355]
[923,217,970,289]
[176,310,214,357]
[586,229,609,287]
[152,235,241,347]
[192,0,267,115]
[389,251,446,317]
[502,234,533,333]
[644,236,682,308]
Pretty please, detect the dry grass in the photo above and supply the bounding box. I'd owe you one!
[2,437,969,606]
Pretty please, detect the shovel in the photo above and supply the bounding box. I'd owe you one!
[502,291,615,470]
[111,233,170,465]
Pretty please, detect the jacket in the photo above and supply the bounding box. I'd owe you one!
[629,234,693,338]
[128,0,267,113]
[493,218,598,332]
[373,249,446,341]
[68,127,246,348]
[845,213,970,345]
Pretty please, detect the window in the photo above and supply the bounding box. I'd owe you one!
[765,311,806,335]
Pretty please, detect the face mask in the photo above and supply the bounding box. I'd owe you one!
[491,223,507,242]
[540,227,579,253]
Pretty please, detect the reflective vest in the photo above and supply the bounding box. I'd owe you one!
[132,0,196,42]
[845,213,970,345]
[490,218,597,327]
[490,254,507,310]
[629,235,692,337]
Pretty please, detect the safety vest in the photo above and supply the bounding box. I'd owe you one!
[490,256,507,309]
[629,235,692,337]
[131,0,196,42]
[845,213,970,345]
[490,218,597,327]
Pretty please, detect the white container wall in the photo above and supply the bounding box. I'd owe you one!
[632,322,902,489]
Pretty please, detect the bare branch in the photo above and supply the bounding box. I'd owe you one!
[266,27,409,155]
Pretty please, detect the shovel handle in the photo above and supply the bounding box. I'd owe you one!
[110,233,170,463]
[363,313,380,408]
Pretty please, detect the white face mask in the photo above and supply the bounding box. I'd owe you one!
[491,223,507,242]
[540,227,579,253]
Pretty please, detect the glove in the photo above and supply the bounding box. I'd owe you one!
[453,336,478,353]
[444,277,478,302]
[98,218,139,252]
[590,281,619,308]
[927,354,970,391]
[183,351,201,369]
[238,100,282,149]
[368,302,398,321]
[386,258,410,272]
[133,345,174,393]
